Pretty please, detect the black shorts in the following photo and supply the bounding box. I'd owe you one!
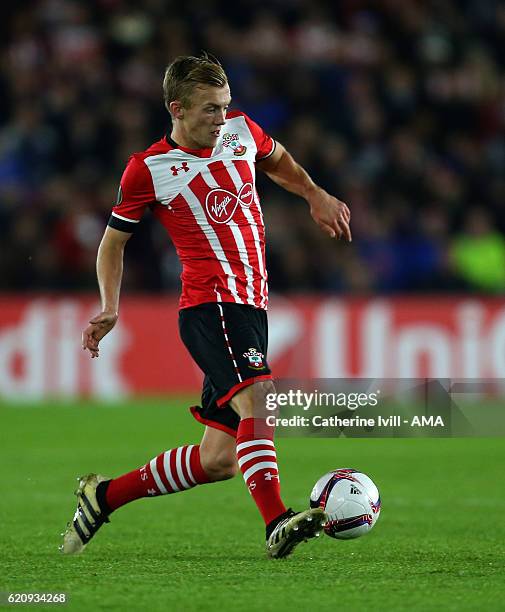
[179,302,272,437]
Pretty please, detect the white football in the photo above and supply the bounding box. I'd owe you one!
[310,468,381,539]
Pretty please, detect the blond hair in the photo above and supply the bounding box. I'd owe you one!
[163,53,228,113]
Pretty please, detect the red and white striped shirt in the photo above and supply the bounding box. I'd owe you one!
[109,110,275,310]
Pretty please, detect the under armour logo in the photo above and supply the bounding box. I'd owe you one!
[264,472,279,482]
[147,488,157,496]
[171,162,190,175]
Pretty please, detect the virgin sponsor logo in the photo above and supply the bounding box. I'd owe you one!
[205,182,254,223]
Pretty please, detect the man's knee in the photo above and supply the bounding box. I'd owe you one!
[200,450,239,481]
[230,379,276,419]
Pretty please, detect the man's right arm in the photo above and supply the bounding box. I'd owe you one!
[82,227,132,358]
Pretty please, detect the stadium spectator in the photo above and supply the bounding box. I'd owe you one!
[451,208,505,293]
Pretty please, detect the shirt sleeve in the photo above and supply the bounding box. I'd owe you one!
[108,155,156,232]
[243,114,276,161]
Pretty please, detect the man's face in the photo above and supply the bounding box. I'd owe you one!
[178,84,232,149]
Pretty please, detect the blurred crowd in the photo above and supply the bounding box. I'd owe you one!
[1,0,505,295]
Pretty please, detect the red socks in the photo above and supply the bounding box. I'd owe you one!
[236,418,286,524]
[105,445,210,512]
[102,425,286,528]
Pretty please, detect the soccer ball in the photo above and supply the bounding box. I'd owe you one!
[310,468,381,539]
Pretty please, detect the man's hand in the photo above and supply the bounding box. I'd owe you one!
[82,311,119,358]
[307,187,352,241]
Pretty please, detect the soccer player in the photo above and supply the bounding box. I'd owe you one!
[61,54,351,558]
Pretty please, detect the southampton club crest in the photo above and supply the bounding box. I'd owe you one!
[222,133,247,156]
[242,347,265,370]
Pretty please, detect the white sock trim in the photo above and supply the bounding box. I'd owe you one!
[238,449,277,468]
[149,457,167,494]
[243,461,278,483]
[236,439,274,453]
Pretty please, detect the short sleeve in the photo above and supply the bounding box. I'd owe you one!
[243,114,276,161]
[108,155,156,232]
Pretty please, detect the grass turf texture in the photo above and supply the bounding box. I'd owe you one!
[1,399,504,612]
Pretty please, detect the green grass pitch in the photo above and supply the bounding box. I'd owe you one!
[1,399,504,611]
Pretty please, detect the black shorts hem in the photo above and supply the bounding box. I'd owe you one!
[216,374,273,407]
[189,406,238,437]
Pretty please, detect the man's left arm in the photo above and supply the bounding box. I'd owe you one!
[257,142,351,241]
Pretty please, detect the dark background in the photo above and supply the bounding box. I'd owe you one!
[1,0,504,295]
